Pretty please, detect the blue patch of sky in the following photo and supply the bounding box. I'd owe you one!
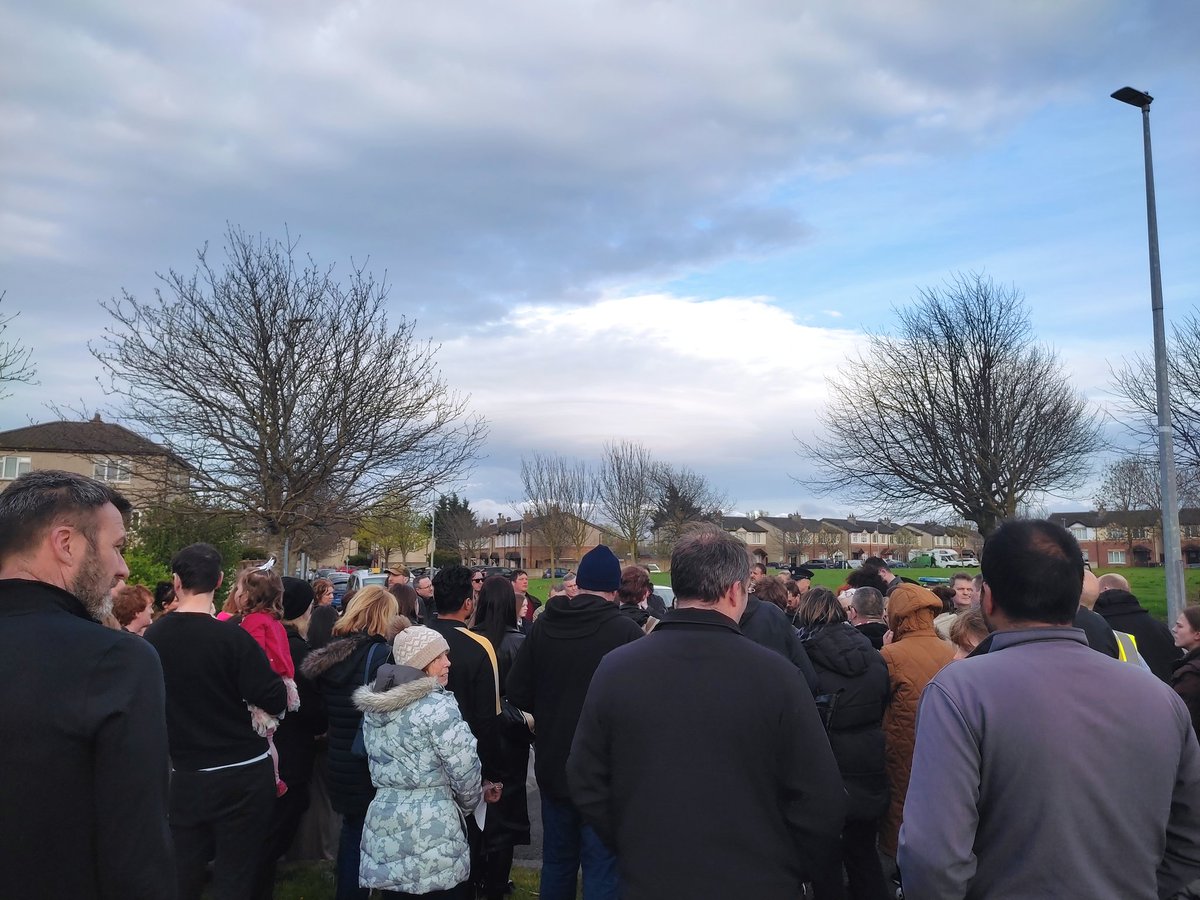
[660,94,1199,350]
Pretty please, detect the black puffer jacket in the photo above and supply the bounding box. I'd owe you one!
[739,597,819,694]
[800,622,889,821]
[274,624,327,788]
[300,632,390,817]
[1095,589,1180,683]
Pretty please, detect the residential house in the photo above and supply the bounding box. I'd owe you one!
[755,515,833,566]
[0,415,191,521]
[1049,509,1200,567]
[721,516,769,564]
[818,516,904,561]
[478,513,615,571]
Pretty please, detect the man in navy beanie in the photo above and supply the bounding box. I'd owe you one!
[507,545,642,900]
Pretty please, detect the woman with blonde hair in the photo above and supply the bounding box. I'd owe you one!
[301,584,398,900]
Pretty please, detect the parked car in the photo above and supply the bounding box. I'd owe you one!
[478,566,514,579]
[645,563,663,573]
[652,584,676,610]
[542,567,572,579]
[327,572,351,606]
[956,555,980,567]
[883,559,909,569]
[347,571,388,595]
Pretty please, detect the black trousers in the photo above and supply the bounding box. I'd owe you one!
[381,885,470,899]
[170,758,276,900]
[251,780,312,900]
[809,816,889,900]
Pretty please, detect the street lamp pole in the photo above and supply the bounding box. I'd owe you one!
[1111,86,1186,623]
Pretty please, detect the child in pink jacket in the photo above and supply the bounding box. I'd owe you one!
[238,569,300,796]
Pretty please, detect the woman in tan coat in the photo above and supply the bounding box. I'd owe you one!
[878,583,955,857]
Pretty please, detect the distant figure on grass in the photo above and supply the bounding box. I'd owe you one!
[899,520,1200,898]
[567,526,845,900]
[145,543,288,900]
[0,470,174,899]
[507,545,643,900]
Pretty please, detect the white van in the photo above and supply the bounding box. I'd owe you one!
[929,549,961,568]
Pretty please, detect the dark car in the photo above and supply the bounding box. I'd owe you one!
[327,572,351,606]
[479,566,514,579]
[542,567,572,579]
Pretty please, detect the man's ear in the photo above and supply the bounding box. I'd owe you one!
[215,571,224,590]
[981,583,995,617]
[47,524,77,565]
[173,572,182,594]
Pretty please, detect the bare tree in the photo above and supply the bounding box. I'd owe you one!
[1110,308,1200,479]
[92,226,486,557]
[520,452,598,569]
[890,526,920,561]
[1098,455,1200,561]
[650,463,729,548]
[797,272,1099,537]
[0,293,37,399]
[596,440,657,563]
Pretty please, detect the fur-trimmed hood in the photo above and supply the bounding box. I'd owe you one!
[300,632,379,681]
[353,664,440,714]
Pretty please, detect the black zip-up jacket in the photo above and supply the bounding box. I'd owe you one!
[301,632,390,817]
[0,579,176,900]
[739,597,820,693]
[1095,589,1180,682]
[507,592,642,800]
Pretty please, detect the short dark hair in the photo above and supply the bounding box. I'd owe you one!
[618,566,652,605]
[950,572,973,587]
[754,577,788,611]
[0,469,131,562]
[846,566,887,593]
[981,520,1083,625]
[509,569,528,581]
[671,525,750,603]
[751,563,768,576]
[434,564,474,615]
[170,543,223,593]
[863,556,887,569]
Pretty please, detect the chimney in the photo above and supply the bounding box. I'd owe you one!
[91,413,102,423]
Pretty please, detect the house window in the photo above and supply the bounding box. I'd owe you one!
[1108,550,1126,566]
[93,459,132,483]
[1,456,32,480]
[1070,525,1090,541]
[747,532,765,545]
[851,533,865,544]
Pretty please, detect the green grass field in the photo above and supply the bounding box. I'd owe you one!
[531,566,1200,622]
[256,861,551,899]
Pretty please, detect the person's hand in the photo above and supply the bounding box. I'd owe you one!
[483,781,503,803]
[882,629,894,645]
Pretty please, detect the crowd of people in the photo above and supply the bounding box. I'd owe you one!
[4,468,1200,900]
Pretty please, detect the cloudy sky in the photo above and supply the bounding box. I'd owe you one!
[3,0,1198,521]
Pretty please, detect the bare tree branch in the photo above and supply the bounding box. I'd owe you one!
[0,292,37,400]
[521,452,598,569]
[797,272,1100,536]
[596,440,657,563]
[91,225,487,556]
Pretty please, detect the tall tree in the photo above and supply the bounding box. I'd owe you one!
[650,463,728,548]
[355,494,431,567]
[596,440,657,563]
[1110,307,1200,480]
[434,493,481,563]
[520,452,597,570]
[92,226,486,557]
[797,272,1099,536]
[0,293,36,399]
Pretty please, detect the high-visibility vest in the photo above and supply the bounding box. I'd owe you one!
[1114,630,1150,671]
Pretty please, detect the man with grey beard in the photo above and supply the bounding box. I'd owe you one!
[0,469,175,899]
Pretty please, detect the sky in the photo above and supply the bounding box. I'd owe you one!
[2,0,1198,524]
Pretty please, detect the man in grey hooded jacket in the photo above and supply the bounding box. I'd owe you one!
[899,520,1200,899]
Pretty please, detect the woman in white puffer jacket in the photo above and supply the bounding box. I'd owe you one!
[353,626,484,899]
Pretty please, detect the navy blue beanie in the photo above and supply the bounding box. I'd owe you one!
[576,545,621,593]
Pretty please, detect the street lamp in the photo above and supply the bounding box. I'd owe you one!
[1111,86,1186,623]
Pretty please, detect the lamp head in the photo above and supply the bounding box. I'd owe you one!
[1112,86,1153,108]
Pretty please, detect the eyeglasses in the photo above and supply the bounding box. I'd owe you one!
[472,577,484,583]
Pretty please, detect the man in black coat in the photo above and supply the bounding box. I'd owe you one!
[1095,582,1180,682]
[739,594,820,692]
[567,526,846,900]
[507,545,642,900]
[432,564,505,889]
[0,470,175,900]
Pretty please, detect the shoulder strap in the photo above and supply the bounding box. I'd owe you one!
[362,642,383,685]
[460,629,502,715]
